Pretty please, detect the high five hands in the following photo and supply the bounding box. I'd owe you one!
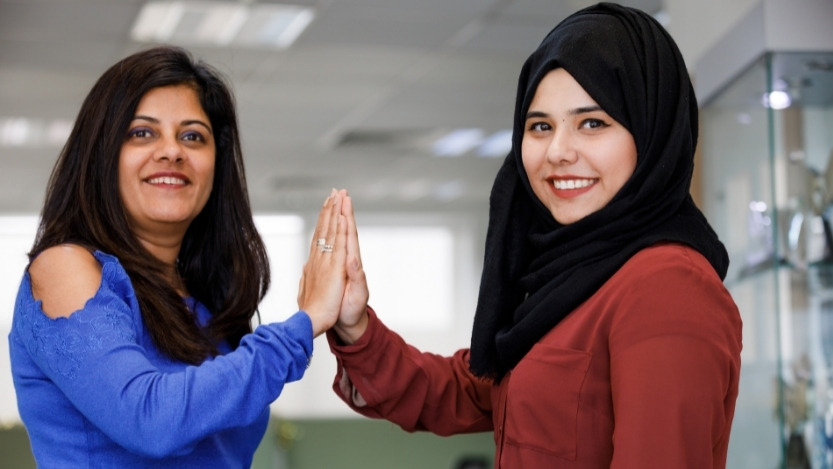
[297,189,369,341]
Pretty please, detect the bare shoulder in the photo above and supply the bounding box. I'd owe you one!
[29,244,103,319]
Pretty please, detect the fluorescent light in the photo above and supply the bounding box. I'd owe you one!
[0,118,30,147]
[0,117,73,148]
[431,128,513,158]
[477,129,512,158]
[433,128,484,157]
[131,1,185,42]
[274,8,315,49]
[194,4,248,46]
[131,1,314,49]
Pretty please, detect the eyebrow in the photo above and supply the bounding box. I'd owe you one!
[132,115,213,133]
[525,105,604,120]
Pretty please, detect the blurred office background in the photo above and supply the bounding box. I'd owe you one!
[1,0,832,467]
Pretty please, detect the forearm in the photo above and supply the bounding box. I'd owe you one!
[328,308,493,435]
[20,302,313,457]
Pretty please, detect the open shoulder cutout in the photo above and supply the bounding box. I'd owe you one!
[29,244,103,319]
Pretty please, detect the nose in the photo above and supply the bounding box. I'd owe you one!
[546,127,577,165]
[152,134,185,163]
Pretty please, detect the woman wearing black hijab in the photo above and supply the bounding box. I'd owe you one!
[321,3,742,467]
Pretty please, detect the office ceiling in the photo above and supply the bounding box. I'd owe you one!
[0,0,662,216]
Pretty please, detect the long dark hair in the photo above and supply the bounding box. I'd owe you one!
[31,45,270,364]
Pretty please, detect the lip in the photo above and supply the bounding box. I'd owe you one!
[144,171,190,186]
[547,175,597,199]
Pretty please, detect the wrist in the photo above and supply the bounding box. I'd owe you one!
[333,310,369,345]
[303,308,334,338]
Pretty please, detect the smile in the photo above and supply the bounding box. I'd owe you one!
[552,178,597,190]
[147,176,187,185]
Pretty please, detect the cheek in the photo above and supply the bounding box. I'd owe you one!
[117,151,134,195]
[600,137,637,189]
[520,139,541,177]
[616,142,638,185]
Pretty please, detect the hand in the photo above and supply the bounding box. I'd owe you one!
[297,189,348,337]
[333,194,370,344]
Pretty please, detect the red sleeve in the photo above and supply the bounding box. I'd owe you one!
[327,307,494,436]
[608,248,742,468]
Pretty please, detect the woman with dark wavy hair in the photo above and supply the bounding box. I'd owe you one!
[9,45,348,467]
[323,3,743,468]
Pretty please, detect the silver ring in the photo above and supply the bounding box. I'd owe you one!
[316,238,326,247]
[320,244,334,253]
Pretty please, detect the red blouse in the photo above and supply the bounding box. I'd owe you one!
[328,243,742,468]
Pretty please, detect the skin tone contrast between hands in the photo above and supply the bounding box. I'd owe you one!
[300,189,369,342]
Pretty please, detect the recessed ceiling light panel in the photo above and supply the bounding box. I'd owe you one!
[131,1,314,49]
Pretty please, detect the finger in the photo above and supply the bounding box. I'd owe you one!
[323,191,342,255]
[343,195,362,270]
[311,189,337,252]
[333,213,348,266]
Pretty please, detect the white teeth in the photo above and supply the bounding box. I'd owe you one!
[553,179,595,190]
[147,176,185,185]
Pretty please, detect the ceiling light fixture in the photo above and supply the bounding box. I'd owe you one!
[477,129,513,158]
[0,117,73,148]
[432,128,485,157]
[131,2,185,43]
[131,1,314,49]
[432,128,512,158]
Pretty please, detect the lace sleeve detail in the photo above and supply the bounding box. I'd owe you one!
[11,251,313,457]
[14,252,137,382]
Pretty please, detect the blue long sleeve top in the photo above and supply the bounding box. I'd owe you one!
[8,251,313,468]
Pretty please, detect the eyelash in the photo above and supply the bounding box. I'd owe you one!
[126,128,206,142]
[581,118,608,129]
[526,118,609,132]
[127,127,152,139]
[527,122,550,132]
[181,131,205,142]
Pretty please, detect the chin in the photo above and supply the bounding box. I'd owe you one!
[552,211,586,225]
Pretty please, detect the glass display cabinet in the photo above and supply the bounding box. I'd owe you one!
[700,49,833,469]
[696,3,833,466]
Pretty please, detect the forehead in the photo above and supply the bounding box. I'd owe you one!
[135,85,205,114]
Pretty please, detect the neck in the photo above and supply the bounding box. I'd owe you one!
[132,230,186,294]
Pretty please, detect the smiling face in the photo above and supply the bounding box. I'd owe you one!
[521,68,637,225]
[119,84,215,244]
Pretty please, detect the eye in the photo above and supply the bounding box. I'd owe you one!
[527,121,552,132]
[127,127,153,139]
[580,118,609,130]
[181,130,205,142]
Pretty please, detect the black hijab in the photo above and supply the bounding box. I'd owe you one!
[468,2,729,379]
